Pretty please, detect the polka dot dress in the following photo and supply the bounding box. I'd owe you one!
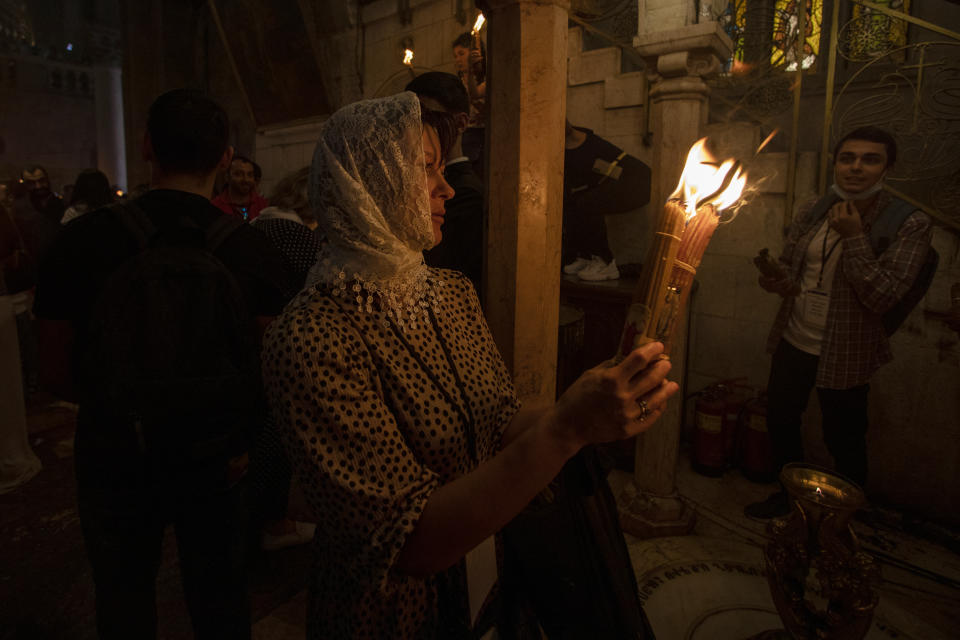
[261,269,519,639]
[252,217,324,300]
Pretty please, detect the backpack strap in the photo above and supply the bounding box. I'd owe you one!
[868,197,917,256]
[205,214,244,253]
[107,201,157,251]
[799,193,838,228]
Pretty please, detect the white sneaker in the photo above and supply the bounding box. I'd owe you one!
[563,257,592,275]
[577,257,619,281]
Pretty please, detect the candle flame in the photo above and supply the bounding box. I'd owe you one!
[756,128,780,154]
[402,48,414,66]
[472,13,486,35]
[816,487,824,497]
[669,138,747,220]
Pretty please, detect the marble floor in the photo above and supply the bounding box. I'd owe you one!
[4,397,958,639]
[609,466,960,640]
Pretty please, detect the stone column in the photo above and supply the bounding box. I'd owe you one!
[94,64,127,191]
[618,22,733,538]
[484,0,569,407]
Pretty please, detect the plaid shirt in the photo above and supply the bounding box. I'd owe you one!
[766,192,933,389]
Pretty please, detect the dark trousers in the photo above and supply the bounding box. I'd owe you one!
[76,420,251,639]
[562,208,613,264]
[767,340,870,486]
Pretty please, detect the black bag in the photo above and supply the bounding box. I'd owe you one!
[83,202,260,465]
[801,194,938,335]
[502,447,655,639]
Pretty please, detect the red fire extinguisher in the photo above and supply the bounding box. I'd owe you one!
[692,385,726,476]
[738,392,775,483]
[720,381,750,466]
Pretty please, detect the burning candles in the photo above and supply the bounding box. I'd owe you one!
[617,139,747,361]
[472,13,486,36]
[402,48,414,66]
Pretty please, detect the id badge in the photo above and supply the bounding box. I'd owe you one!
[466,535,498,629]
[804,288,830,329]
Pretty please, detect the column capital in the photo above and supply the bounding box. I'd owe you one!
[633,21,733,79]
[483,0,570,11]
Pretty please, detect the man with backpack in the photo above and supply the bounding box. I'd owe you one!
[745,126,935,519]
[34,89,286,637]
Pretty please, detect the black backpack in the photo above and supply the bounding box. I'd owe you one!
[803,194,938,335]
[83,202,261,465]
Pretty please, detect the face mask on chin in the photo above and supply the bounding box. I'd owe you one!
[830,173,885,201]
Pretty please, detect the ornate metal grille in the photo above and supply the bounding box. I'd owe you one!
[712,0,960,230]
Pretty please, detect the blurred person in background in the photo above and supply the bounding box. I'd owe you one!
[61,169,115,225]
[248,166,325,551]
[212,154,268,221]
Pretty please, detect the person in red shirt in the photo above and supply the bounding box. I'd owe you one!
[212,154,268,221]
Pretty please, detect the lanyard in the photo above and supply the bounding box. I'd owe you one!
[818,222,842,288]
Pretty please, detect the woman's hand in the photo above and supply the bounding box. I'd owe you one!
[469,48,484,76]
[547,342,678,456]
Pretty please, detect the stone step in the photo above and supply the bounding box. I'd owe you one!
[568,44,622,86]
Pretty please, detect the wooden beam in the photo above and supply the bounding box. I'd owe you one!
[206,0,257,127]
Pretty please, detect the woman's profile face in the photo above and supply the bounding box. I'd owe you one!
[422,125,455,246]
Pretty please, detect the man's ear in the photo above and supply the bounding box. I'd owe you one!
[141,131,154,162]
[218,146,234,172]
[455,112,469,134]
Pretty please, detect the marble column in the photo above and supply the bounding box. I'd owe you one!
[95,64,127,191]
[619,22,733,538]
[484,0,569,407]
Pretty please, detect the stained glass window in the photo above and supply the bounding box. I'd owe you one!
[772,0,822,69]
[846,0,910,59]
[723,0,822,70]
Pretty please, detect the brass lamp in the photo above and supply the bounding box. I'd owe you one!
[761,464,881,639]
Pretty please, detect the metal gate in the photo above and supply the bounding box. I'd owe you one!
[712,0,960,230]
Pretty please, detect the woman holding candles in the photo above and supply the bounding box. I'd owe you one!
[261,92,677,638]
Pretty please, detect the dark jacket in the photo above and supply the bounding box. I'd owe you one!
[424,160,485,298]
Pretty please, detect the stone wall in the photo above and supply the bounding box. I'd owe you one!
[254,118,327,199]
[254,0,466,195]
[0,54,98,191]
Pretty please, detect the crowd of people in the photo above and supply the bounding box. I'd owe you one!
[1,63,677,636]
[0,25,949,640]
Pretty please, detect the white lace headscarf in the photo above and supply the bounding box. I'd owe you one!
[305,92,443,327]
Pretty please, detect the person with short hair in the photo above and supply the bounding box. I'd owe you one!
[745,126,933,518]
[34,88,287,638]
[212,154,269,221]
[406,71,485,299]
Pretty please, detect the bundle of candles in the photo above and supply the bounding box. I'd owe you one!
[616,139,747,361]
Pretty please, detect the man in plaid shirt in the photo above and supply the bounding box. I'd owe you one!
[746,127,933,519]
